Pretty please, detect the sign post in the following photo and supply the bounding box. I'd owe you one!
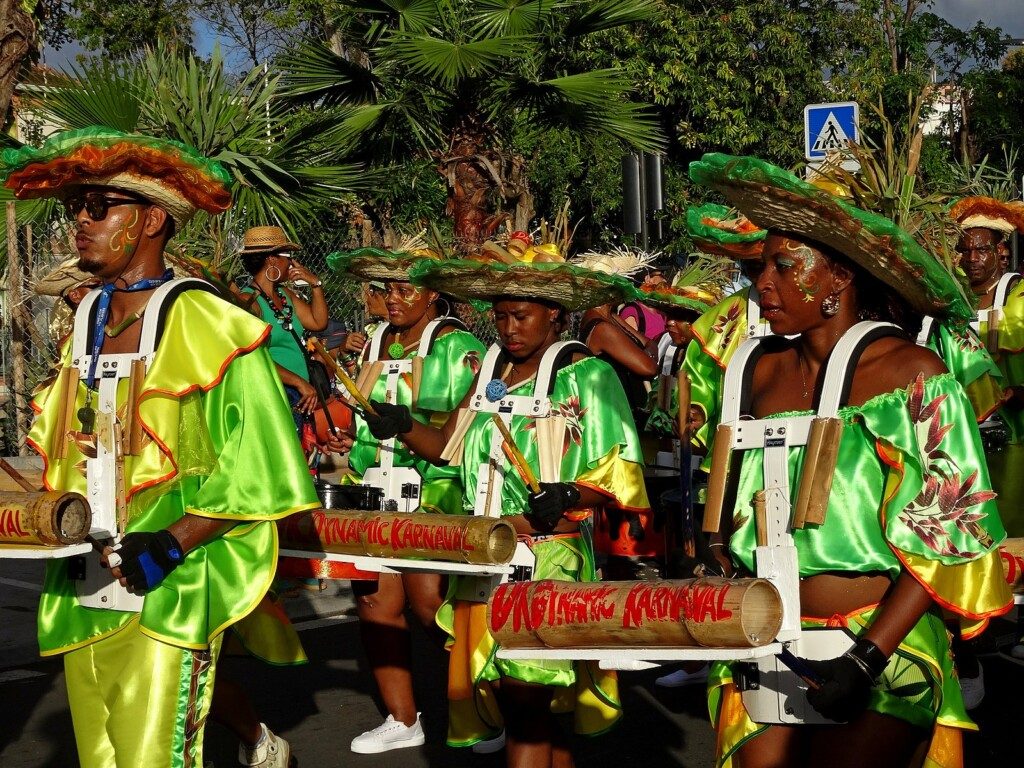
[804,102,860,174]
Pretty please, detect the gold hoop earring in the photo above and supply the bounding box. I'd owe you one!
[265,265,282,282]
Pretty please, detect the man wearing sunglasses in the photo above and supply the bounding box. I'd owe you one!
[1,128,319,768]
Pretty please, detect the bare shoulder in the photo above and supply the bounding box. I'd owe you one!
[855,336,947,398]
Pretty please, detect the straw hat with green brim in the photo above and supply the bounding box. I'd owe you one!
[327,248,442,283]
[0,127,232,228]
[686,203,766,260]
[949,196,1024,235]
[689,154,974,323]
[408,259,634,312]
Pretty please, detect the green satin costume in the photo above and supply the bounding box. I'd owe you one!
[976,280,1024,535]
[437,356,650,747]
[27,291,319,768]
[709,373,1012,768]
[346,328,485,514]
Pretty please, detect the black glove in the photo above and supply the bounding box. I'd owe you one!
[525,482,582,533]
[113,530,184,593]
[801,638,888,722]
[362,400,413,440]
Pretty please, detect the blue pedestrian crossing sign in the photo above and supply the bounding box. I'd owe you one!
[804,102,859,161]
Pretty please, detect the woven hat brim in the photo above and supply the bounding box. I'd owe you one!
[240,242,301,254]
[692,239,765,260]
[33,259,94,296]
[691,155,974,322]
[637,291,714,316]
[409,260,634,312]
[327,249,426,282]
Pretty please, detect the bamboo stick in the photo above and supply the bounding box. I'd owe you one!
[358,361,384,406]
[410,355,424,409]
[0,458,38,492]
[52,367,78,460]
[988,308,1001,357]
[487,577,782,649]
[491,414,541,492]
[753,490,768,547]
[702,425,734,533]
[308,338,378,415]
[801,418,842,526]
[125,359,146,456]
[0,491,92,546]
[440,408,476,465]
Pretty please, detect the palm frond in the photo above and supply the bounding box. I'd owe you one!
[495,71,665,151]
[561,0,663,38]
[385,33,531,88]
[277,39,381,106]
[339,0,442,33]
[469,0,558,37]
[20,61,144,131]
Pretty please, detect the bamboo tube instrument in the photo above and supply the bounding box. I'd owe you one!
[702,424,735,533]
[278,509,517,565]
[488,577,782,649]
[52,367,80,460]
[0,491,92,546]
[753,490,768,547]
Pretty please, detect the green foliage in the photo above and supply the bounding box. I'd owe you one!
[16,42,368,264]
[65,0,194,59]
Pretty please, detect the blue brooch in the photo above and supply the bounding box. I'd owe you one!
[485,379,508,402]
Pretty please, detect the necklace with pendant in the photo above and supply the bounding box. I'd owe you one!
[388,331,405,359]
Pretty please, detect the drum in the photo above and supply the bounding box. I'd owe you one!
[314,480,384,511]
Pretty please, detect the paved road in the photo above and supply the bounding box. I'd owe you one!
[1,558,1021,767]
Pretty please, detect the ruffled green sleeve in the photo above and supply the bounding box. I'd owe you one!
[924,321,1005,422]
[416,330,485,414]
[869,373,1011,634]
[187,346,320,519]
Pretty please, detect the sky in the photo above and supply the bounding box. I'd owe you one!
[933,0,1023,38]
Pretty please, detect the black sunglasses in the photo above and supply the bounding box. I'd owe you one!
[63,192,147,222]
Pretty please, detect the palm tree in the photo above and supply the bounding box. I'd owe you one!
[12,41,369,267]
[279,0,665,251]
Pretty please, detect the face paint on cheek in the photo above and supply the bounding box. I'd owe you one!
[107,209,141,256]
[785,242,821,302]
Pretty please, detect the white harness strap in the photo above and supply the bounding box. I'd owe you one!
[745,285,771,339]
[363,316,468,511]
[71,278,212,612]
[658,334,679,376]
[468,342,589,517]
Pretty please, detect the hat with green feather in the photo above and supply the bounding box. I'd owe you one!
[0,127,233,228]
[688,153,973,322]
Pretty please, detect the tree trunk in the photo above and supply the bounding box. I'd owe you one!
[0,0,35,125]
[6,202,27,454]
[445,134,494,252]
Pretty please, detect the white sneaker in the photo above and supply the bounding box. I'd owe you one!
[238,724,291,767]
[959,667,985,710]
[655,666,709,688]
[472,730,506,754]
[350,713,426,754]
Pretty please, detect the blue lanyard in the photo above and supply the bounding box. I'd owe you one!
[86,269,174,390]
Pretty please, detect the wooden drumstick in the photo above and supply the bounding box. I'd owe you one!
[491,414,541,493]
[307,338,377,415]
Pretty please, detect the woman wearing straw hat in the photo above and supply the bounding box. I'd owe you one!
[327,247,487,755]
[357,246,649,768]
[238,226,329,433]
[689,154,1011,768]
